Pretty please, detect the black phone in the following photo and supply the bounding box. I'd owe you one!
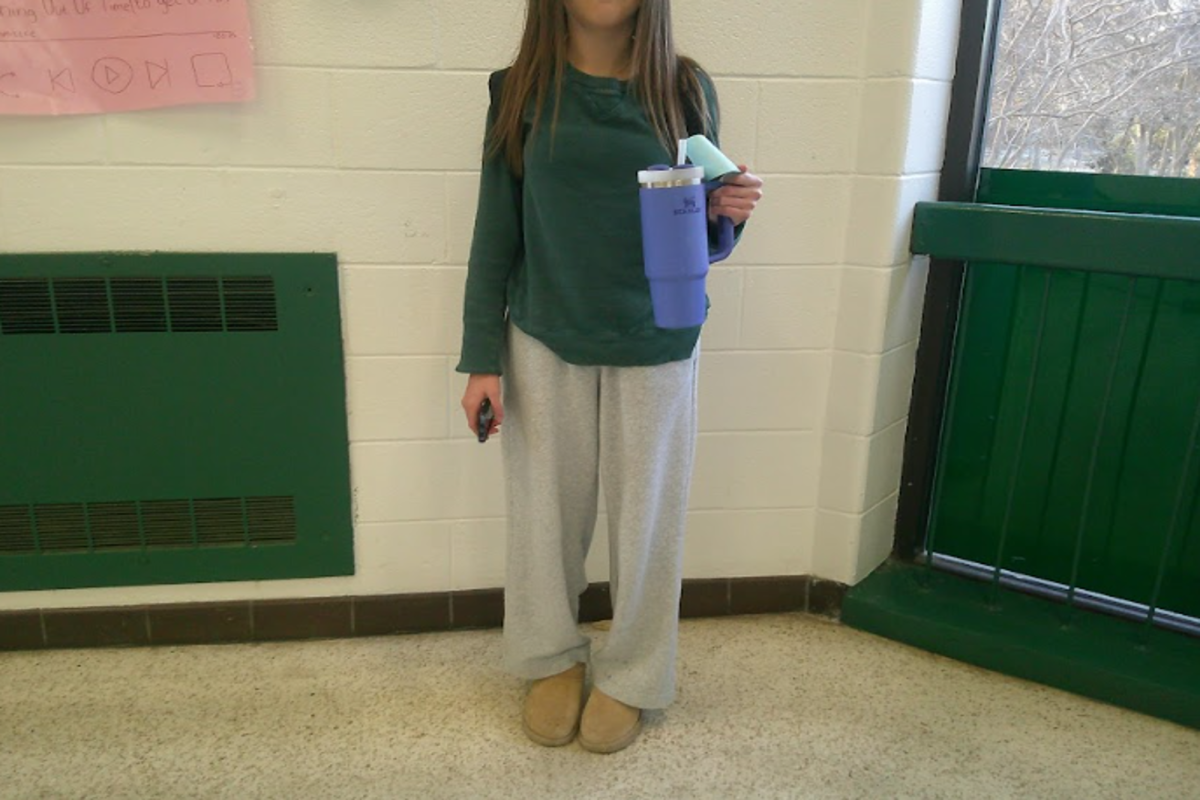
[476,398,495,443]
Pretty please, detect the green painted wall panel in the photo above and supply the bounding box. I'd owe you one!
[0,253,354,591]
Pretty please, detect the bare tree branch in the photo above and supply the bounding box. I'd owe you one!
[984,0,1200,176]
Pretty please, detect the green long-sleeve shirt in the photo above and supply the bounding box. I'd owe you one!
[456,62,731,375]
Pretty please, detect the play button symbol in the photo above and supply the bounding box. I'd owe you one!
[92,57,134,94]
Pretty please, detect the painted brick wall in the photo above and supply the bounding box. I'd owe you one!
[0,0,958,609]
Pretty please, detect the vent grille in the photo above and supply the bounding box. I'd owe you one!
[35,504,90,551]
[0,279,55,335]
[112,277,168,333]
[56,278,111,334]
[223,276,279,332]
[0,276,278,336]
[168,277,223,333]
[142,500,195,548]
[0,496,297,554]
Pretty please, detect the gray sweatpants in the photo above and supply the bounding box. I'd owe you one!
[500,324,699,710]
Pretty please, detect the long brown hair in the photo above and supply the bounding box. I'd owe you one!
[487,0,713,176]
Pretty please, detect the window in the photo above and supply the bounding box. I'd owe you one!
[983,0,1200,177]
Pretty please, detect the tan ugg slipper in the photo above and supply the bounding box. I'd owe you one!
[578,687,643,754]
[521,663,587,747]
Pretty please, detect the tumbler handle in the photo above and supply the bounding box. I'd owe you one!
[704,178,737,264]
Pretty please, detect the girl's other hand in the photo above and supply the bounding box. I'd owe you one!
[462,374,504,438]
[709,165,764,226]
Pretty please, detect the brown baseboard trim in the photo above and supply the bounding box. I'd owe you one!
[0,576,847,651]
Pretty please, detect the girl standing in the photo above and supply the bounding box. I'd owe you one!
[457,0,763,754]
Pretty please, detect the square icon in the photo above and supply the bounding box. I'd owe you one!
[192,53,232,88]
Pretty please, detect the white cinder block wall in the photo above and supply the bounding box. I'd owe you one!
[0,0,958,610]
[814,0,959,583]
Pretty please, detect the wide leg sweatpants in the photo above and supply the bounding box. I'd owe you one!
[500,324,699,710]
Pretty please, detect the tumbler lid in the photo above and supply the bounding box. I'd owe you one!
[638,165,704,188]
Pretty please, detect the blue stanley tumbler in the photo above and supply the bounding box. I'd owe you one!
[638,165,736,329]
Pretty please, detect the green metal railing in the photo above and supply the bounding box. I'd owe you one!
[911,193,1200,636]
[844,171,1200,729]
[911,201,1200,280]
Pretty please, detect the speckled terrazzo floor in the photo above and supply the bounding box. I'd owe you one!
[1,613,1197,800]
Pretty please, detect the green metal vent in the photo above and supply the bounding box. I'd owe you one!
[0,496,296,553]
[0,253,353,592]
[0,275,278,335]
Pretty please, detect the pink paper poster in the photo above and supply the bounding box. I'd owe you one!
[0,0,255,115]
